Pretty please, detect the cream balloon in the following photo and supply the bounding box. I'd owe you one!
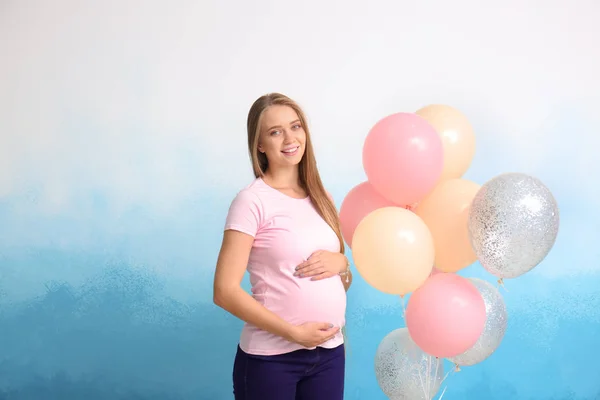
[351,207,434,295]
[416,104,476,181]
[417,179,480,273]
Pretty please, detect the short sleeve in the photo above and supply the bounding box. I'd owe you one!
[224,189,263,237]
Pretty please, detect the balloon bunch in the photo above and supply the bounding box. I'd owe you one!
[340,105,560,399]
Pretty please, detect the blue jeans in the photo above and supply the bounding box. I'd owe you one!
[232,344,345,399]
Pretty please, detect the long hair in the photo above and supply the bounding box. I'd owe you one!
[246,93,345,255]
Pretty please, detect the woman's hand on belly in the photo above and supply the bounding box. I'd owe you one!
[294,250,347,281]
[289,322,340,348]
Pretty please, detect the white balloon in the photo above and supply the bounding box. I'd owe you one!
[468,172,559,279]
[375,328,444,399]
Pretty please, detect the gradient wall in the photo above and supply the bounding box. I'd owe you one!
[1,1,599,399]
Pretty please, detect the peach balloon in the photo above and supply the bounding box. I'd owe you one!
[415,104,475,181]
[416,179,480,272]
[351,207,434,295]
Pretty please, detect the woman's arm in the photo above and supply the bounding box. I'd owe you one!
[213,230,297,341]
[213,229,339,347]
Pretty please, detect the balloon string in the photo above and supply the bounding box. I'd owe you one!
[435,366,457,400]
[416,354,432,400]
[497,278,509,293]
[399,295,406,319]
[420,358,456,400]
[425,356,430,398]
[430,357,440,399]
[426,355,432,399]
[440,367,456,386]
[437,385,449,400]
[417,363,428,400]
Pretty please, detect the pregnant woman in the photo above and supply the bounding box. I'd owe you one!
[213,92,352,400]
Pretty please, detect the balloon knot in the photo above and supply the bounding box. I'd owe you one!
[404,203,419,212]
[454,364,461,372]
[497,278,509,292]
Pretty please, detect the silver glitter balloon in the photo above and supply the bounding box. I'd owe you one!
[448,278,507,366]
[375,328,444,400]
[468,172,559,279]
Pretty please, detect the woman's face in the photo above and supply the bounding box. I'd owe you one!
[258,105,306,169]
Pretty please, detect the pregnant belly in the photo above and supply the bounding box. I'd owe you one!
[261,276,347,328]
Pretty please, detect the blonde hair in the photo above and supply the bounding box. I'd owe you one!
[246,93,345,254]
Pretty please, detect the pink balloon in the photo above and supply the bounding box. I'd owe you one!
[405,273,486,358]
[363,113,444,205]
[339,182,398,248]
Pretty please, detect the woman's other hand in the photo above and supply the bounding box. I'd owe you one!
[290,322,340,348]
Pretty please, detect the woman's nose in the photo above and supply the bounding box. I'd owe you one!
[283,131,294,143]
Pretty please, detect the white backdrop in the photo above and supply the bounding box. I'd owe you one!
[2,0,599,209]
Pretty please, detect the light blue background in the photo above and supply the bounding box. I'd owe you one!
[1,1,599,399]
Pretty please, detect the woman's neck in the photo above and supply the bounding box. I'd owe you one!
[263,166,302,190]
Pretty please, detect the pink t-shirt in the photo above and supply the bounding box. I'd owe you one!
[224,178,347,355]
